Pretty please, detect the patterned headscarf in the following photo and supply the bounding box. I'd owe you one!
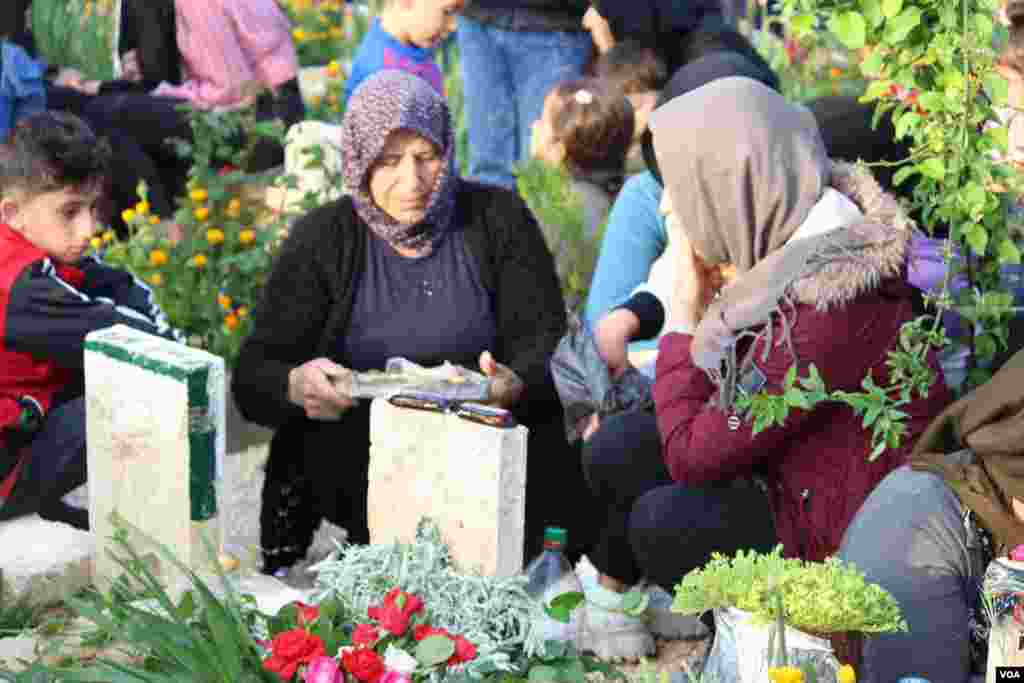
[341,70,456,256]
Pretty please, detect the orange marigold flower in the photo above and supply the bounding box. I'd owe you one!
[206,228,226,246]
[148,273,164,286]
[194,207,210,222]
[218,293,233,310]
[121,208,137,223]
[829,67,842,79]
[237,307,250,319]
[149,215,161,225]
[226,198,242,218]
[101,230,115,243]
[224,313,240,331]
[327,60,341,78]
[239,229,257,245]
[149,249,168,267]
[135,200,150,215]
[191,253,208,268]
[90,237,102,250]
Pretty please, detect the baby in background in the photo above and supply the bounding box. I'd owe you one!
[344,0,464,105]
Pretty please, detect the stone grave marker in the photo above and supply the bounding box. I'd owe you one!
[84,325,225,592]
[367,398,527,577]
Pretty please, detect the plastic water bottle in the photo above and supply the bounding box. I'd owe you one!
[524,527,583,645]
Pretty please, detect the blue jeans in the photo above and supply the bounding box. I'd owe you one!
[456,17,592,189]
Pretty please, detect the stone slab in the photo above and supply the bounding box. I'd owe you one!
[84,325,225,593]
[368,398,527,577]
[0,515,93,608]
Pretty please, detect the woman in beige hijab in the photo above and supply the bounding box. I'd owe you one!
[578,77,949,660]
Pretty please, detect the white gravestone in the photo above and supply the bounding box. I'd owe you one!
[368,399,527,577]
[84,325,225,591]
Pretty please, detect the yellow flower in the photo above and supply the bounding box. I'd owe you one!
[191,253,208,268]
[148,273,164,286]
[134,200,150,216]
[218,293,233,310]
[121,208,137,223]
[292,28,307,42]
[194,207,210,222]
[829,66,843,79]
[326,60,341,78]
[149,215,161,226]
[239,229,257,245]
[226,198,242,218]
[310,95,322,108]
[237,307,250,319]
[206,228,226,246]
[768,667,804,683]
[224,313,240,331]
[328,27,343,39]
[838,665,856,683]
[326,94,339,108]
[189,188,209,203]
[90,236,102,250]
[149,249,168,267]
[101,230,115,243]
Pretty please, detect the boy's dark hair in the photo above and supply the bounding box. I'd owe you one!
[549,78,634,192]
[0,111,111,198]
[592,40,669,95]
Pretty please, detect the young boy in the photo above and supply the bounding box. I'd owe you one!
[343,0,465,106]
[590,40,667,173]
[0,112,180,530]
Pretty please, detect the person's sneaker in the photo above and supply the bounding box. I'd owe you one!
[643,583,708,640]
[575,556,655,661]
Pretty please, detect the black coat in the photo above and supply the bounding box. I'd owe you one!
[233,182,594,569]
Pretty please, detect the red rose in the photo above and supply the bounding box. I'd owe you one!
[295,601,320,626]
[413,625,450,641]
[219,164,238,176]
[352,623,380,647]
[342,648,385,682]
[374,604,410,636]
[265,628,326,680]
[448,636,477,666]
[264,654,300,681]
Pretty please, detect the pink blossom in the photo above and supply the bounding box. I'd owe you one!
[305,656,344,683]
[379,669,413,683]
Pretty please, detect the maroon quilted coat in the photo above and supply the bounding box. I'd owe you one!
[652,163,951,562]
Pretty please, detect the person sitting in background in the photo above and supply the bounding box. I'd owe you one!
[81,0,305,179]
[0,112,179,531]
[344,0,464,106]
[232,70,596,577]
[589,40,667,173]
[529,77,633,307]
[584,51,777,374]
[576,77,950,660]
[0,39,45,140]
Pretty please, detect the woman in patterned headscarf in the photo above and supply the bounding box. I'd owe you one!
[234,70,595,576]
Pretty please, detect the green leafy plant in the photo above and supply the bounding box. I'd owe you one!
[672,546,908,635]
[9,516,275,682]
[30,0,115,80]
[514,159,605,314]
[97,103,288,368]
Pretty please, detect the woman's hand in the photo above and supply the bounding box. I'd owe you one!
[594,308,640,379]
[121,50,142,82]
[479,351,525,410]
[288,358,356,420]
[668,236,726,333]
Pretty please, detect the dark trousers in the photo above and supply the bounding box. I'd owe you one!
[260,400,598,574]
[83,79,306,176]
[583,409,777,591]
[0,397,88,529]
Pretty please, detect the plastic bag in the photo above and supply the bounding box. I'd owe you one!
[550,313,653,442]
[336,357,491,401]
[701,608,842,683]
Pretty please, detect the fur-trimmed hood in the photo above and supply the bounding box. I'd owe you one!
[792,161,914,309]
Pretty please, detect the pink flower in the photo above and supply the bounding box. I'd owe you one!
[305,656,343,683]
[1011,545,1024,562]
[379,670,413,683]
[352,623,380,647]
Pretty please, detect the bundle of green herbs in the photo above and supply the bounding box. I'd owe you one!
[672,546,907,635]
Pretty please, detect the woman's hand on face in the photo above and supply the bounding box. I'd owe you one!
[479,351,525,410]
[594,308,640,379]
[288,358,356,420]
[668,236,718,333]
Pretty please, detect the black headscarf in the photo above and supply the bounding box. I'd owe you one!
[0,0,34,54]
[641,51,780,184]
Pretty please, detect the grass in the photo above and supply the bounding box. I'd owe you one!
[30,0,115,81]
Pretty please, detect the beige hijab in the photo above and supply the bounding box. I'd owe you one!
[649,77,900,409]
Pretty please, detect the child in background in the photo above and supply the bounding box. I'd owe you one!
[344,0,464,105]
[0,112,180,530]
[590,40,667,174]
[529,78,634,305]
